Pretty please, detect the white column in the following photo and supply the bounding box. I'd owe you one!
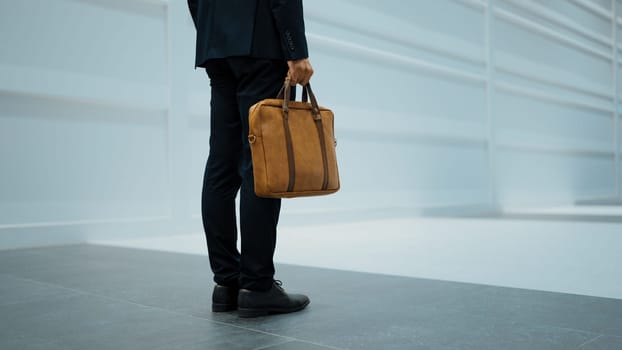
[485,0,498,210]
[166,1,193,233]
[614,0,620,200]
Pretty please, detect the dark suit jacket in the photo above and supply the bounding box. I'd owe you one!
[188,0,309,68]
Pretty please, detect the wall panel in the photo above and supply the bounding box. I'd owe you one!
[496,149,616,204]
[495,90,613,152]
[493,0,618,207]
[0,0,172,247]
[494,9,612,92]
[0,93,169,226]
[0,0,167,85]
[0,0,620,248]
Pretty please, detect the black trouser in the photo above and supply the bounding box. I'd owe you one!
[201,57,288,291]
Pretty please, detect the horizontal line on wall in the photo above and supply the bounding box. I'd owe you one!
[497,141,615,158]
[308,34,487,85]
[0,215,171,230]
[305,4,485,70]
[573,192,621,203]
[337,128,488,148]
[134,0,168,5]
[77,0,168,8]
[574,195,622,205]
[496,64,614,101]
[495,81,613,113]
[500,191,619,206]
[333,105,488,144]
[497,131,615,155]
[0,63,169,112]
[452,0,487,11]
[568,0,613,20]
[495,7,613,61]
[504,0,612,48]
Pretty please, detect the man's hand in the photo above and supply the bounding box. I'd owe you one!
[287,58,314,86]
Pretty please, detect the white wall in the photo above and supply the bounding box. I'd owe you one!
[0,0,620,249]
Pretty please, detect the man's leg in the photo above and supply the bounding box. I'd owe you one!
[225,57,310,317]
[202,59,243,288]
[228,57,288,291]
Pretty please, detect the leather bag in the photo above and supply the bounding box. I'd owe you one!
[248,78,340,198]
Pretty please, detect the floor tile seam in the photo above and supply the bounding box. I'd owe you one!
[1,273,298,342]
[252,338,347,350]
[252,339,298,350]
[185,318,346,350]
[298,340,346,350]
[452,309,615,337]
[192,318,298,342]
[0,244,87,256]
[2,332,59,348]
[0,272,86,307]
[577,334,605,348]
[5,273,347,350]
[0,292,79,308]
[525,322,620,338]
[0,271,38,281]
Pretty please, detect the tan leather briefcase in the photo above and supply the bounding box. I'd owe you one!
[248,79,340,198]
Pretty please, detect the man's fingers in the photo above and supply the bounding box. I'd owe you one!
[302,67,313,86]
[286,59,313,86]
[289,72,298,86]
[299,69,309,86]
[297,66,312,86]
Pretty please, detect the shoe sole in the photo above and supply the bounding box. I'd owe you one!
[212,303,237,312]
[238,299,310,318]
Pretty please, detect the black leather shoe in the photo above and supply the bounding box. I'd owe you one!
[237,280,310,318]
[212,285,239,312]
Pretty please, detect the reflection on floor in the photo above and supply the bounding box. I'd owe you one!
[1,244,621,350]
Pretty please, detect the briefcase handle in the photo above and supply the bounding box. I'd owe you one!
[276,77,321,119]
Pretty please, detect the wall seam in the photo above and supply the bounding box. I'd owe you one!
[614,0,621,200]
[485,0,498,210]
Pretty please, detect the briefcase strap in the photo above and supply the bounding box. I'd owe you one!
[313,113,330,191]
[279,77,329,192]
[281,109,296,193]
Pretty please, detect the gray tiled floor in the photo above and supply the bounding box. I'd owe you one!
[1,244,621,350]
